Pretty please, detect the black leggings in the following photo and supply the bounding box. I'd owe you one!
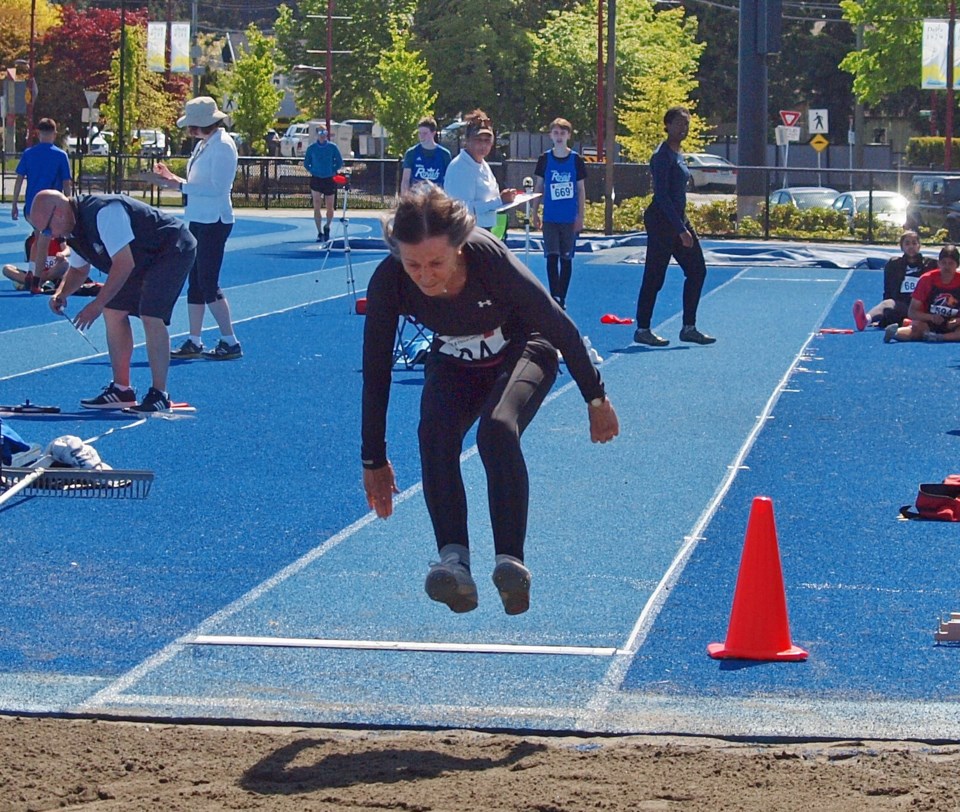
[418,337,558,561]
[635,220,707,328]
[186,220,233,305]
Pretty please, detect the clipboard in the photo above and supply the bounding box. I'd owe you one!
[497,192,541,214]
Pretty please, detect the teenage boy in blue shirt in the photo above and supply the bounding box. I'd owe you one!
[11,118,73,275]
[400,117,452,194]
[531,118,586,309]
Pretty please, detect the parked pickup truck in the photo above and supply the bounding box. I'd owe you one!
[905,174,960,241]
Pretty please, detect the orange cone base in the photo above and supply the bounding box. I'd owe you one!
[707,641,808,661]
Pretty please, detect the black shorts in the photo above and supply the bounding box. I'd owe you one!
[105,234,197,325]
[310,176,338,197]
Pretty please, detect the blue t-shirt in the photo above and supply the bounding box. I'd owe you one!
[16,142,72,216]
[303,140,344,179]
[403,143,452,188]
[534,149,587,224]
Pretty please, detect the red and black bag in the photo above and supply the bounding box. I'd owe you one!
[900,475,960,521]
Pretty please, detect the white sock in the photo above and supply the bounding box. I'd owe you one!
[189,335,202,345]
[221,334,240,346]
[115,384,132,392]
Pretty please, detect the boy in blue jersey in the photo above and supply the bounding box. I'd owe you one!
[11,118,73,275]
[531,118,586,309]
[303,126,344,242]
[400,117,452,194]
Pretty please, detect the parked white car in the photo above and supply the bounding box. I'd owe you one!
[133,128,167,158]
[684,153,737,190]
[279,123,313,157]
[831,190,909,228]
[66,132,109,156]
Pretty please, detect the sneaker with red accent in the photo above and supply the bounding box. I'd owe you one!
[852,299,868,331]
[80,381,137,410]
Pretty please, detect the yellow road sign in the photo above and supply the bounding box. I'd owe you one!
[810,134,829,152]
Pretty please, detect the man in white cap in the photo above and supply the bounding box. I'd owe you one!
[303,125,344,242]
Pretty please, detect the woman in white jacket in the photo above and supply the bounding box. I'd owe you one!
[154,96,242,360]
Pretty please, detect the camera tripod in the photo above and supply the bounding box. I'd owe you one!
[318,169,357,311]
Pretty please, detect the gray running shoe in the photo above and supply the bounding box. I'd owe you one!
[679,325,717,345]
[202,339,243,361]
[633,328,670,347]
[171,338,204,358]
[492,555,532,615]
[425,551,478,613]
[924,331,945,343]
[884,324,899,343]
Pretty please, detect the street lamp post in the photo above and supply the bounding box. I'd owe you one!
[26,0,36,144]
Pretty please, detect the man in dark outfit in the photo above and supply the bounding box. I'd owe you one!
[29,189,196,412]
[634,106,715,347]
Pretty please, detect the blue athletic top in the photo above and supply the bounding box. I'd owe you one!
[303,140,344,179]
[648,141,690,235]
[16,143,72,216]
[534,149,587,224]
[403,143,452,188]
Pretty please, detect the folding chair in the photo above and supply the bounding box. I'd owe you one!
[393,315,432,369]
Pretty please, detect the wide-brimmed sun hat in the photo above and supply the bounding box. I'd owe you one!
[177,96,228,128]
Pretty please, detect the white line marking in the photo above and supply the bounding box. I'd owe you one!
[190,635,619,657]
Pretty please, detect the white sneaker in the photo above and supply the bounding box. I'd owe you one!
[425,546,478,613]
[492,554,532,615]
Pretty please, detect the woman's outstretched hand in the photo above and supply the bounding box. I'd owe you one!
[589,398,620,443]
[364,462,400,518]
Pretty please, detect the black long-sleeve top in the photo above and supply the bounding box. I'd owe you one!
[361,228,605,469]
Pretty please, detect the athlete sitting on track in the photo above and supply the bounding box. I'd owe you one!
[884,243,960,344]
[360,183,620,616]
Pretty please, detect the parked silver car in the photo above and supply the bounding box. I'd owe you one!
[831,190,909,228]
[769,187,839,210]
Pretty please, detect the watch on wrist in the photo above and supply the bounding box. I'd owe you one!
[589,396,605,408]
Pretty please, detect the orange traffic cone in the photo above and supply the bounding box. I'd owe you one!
[707,496,808,661]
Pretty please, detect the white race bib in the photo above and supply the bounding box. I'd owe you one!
[900,276,919,294]
[550,181,575,200]
[437,325,510,362]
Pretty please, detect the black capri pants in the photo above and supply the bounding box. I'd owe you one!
[186,219,233,305]
[418,336,559,562]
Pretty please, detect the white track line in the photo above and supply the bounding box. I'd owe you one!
[190,635,619,657]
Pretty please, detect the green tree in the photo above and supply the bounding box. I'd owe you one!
[412,0,537,128]
[533,0,703,156]
[216,25,283,155]
[371,22,437,157]
[840,0,934,115]
[275,0,416,121]
[0,0,60,69]
[102,23,179,152]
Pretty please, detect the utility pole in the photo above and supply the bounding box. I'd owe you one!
[596,0,604,161]
[25,0,36,144]
[602,0,616,235]
[306,5,351,130]
[948,0,956,170]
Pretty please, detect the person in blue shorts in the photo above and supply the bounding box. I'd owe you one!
[29,190,196,413]
[634,106,715,347]
[400,117,452,194]
[11,118,72,273]
[303,126,344,242]
[531,117,587,309]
